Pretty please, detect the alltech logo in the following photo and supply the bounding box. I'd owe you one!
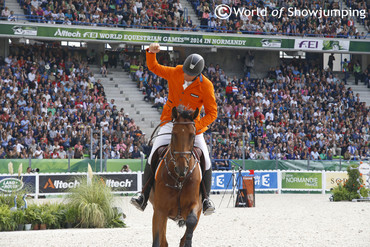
[39,175,84,193]
[99,174,138,191]
[43,178,81,189]
[100,177,133,188]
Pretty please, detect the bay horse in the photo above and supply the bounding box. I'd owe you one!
[149,106,202,247]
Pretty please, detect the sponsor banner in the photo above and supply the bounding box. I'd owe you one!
[39,173,138,194]
[39,174,85,194]
[0,23,293,49]
[325,172,348,190]
[295,39,323,50]
[0,23,368,52]
[359,162,370,187]
[242,171,278,190]
[295,39,349,51]
[322,40,349,51]
[97,173,138,192]
[282,172,322,190]
[0,175,36,193]
[261,38,282,48]
[212,171,277,191]
[212,172,234,190]
[11,25,38,36]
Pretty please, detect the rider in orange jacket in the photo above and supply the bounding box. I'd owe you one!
[131,43,217,215]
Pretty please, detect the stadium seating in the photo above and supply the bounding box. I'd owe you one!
[0,44,146,159]
[12,0,368,37]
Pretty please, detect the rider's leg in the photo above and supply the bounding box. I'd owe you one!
[195,133,215,215]
[202,167,215,215]
[131,123,173,211]
[130,159,154,211]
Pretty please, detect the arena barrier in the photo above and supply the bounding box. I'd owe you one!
[2,170,365,198]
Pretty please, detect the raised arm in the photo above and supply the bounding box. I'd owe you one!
[145,43,176,80]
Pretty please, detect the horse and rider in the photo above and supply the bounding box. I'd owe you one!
[131,43,217,217]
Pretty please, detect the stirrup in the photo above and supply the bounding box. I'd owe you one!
[202,198,215,216]
[130,194,147,212]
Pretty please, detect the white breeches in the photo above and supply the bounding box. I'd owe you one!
[148,122,211,170]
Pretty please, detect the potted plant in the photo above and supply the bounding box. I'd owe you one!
[39,207,57,230]
[46,203,65,229]
[64,206,77,228]
[12,210,26,231]
[25,205,41,230]
[24,207,37,231]
[66,176,115,228]
[0,205,17,231]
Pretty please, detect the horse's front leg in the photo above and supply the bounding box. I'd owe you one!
[152,210,168,247]
[180,210,200,247]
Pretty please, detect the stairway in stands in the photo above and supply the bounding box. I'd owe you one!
[340,0,369,37]
[5,0,26,20]
[345,74,370,107]
[91,66,161,136]
[181,0,200,27]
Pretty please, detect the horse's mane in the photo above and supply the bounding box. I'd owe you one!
[176,105,195,121]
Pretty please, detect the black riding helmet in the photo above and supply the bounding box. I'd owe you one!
[182,54,204,77]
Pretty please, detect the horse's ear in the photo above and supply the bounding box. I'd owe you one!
[192,108,199,120]
[172,107,178,120]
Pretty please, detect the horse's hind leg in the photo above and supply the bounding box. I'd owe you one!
[180,211,198,247]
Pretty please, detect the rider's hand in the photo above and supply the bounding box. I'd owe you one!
[149,43,160,53]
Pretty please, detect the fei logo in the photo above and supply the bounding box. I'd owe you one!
[214,4,232,19]
[295,39,323,50]
[299,41,318,49]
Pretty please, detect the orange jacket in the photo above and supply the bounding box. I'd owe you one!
[146,50,217,134]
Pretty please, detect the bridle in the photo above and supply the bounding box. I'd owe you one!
[164,120,199,191]
[169,121,196,168]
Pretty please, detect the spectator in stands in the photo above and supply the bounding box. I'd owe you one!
[101,64,107,77]
[33,146,43,159]
[130,145,141,159]
[1,6,9,20]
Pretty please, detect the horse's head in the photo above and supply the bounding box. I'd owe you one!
[170,106,199,178]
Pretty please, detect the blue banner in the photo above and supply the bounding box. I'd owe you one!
[212,171,278,190]
[249,171,278,190]
[212,172,234,190]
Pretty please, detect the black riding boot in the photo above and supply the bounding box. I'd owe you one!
[202,169,215,215]
[130,161,154,211]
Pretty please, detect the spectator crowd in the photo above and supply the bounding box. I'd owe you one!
[191,0,369,38]
[1,0,367,38]
[0,44,147,160]
[0,42,369,166]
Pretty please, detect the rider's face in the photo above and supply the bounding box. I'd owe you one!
[183,73,196,82]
